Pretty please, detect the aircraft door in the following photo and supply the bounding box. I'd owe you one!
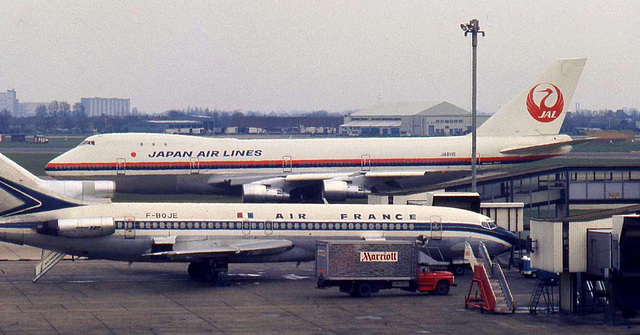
[264,220,273,235]
[190,157,200,174]
[116,158,126,175]
[361,154,371,171]
[283,156,292,172]
[124,217,135,239]
[242,220,251,236]
[430,216,442,240]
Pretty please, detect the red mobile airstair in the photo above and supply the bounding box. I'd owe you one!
[464,241,516,314]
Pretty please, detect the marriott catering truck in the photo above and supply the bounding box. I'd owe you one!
[316,240,455,297]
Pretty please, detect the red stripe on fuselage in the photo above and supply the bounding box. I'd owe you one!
[45,155,558,172]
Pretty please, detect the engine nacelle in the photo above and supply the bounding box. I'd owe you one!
[322,180,368,201]
[242,184,290,202]
[37,180,115,203]
[39,217,115,238]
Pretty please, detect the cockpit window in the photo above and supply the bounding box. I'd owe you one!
[79,140,95,146]
[481,219,497,230]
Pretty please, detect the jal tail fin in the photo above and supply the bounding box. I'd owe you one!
[477,58,586,137]
[0,153,83,217]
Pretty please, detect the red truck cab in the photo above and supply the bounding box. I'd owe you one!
[416,266,455,295]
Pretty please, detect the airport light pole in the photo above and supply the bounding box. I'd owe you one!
[461,19,484,193]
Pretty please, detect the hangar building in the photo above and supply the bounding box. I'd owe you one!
[340,101,489,137]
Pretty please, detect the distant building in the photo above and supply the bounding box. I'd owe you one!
[340,101,490,137]
[128,120,205,134]
[0,90,19,116]
[18,102,47,117]
[81,97,130,117]
[232,115,343,134]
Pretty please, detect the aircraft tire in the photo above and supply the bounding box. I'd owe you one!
[188,262,207,280]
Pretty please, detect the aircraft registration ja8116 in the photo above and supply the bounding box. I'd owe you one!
[0,153,516,282]
[46,59,588,202]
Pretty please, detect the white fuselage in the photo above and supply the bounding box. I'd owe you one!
[0,203,515,264]
[45,133,572,194]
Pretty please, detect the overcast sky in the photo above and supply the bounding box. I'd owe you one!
[0,1,636,114]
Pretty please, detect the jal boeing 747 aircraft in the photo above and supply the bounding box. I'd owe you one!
[0,153,515,282]
[46,59,587,202]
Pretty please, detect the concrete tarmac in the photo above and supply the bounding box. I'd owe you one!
[0,255,637,334]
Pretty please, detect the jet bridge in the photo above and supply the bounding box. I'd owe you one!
[530,213,640,321]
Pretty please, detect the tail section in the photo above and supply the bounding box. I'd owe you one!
[477,58,586,137]
[0,153,82,217]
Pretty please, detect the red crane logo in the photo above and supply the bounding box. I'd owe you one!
[526,83,564,123]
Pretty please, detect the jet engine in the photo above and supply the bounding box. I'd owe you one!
[242,184,290,202]
[38,217,115,238]
[322,180,368,201]
[36,180,115,203]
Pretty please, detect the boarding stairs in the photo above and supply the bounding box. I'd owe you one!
[464,241,516,314]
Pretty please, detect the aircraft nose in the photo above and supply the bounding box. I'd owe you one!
[45,154,66,175]
[45,158,57,173]
[497,228,517,249]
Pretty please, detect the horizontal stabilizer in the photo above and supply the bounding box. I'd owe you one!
[499,138,595,155]
[143,237,293,259]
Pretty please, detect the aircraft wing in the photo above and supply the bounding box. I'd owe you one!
[363,168,470,178]
[208,174,284,186]
[208,168,473,186]
[282,169,471,181]
[285,169,471,181]
[499,138,595,155]
[143,236,294,259]
[210,172,354,184]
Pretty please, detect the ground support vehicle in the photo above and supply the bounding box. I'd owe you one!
[316,240,455,297]
[464,241,516,313]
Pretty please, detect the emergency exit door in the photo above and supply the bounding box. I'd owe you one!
[430,216,442,240]
[190,157,200,174]
[283,156,293,172]
[124,217,135,239]
[361,154,371,171]
[264,220,273,235]
[116,158,126,175]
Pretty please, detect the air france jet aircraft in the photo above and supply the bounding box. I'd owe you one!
[0,153,515,282]
[46,59,587,202]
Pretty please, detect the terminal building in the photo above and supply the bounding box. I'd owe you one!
[373,162,640,320]
[340,101,490,137]
[81,97,131,117]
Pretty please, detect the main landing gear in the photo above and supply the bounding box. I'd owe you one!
[188,261,230,286]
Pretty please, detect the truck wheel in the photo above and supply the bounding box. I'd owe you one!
[453,265,465,276]
[356,282,372,298]
[435,280,450,295]
[531,271,538,279]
